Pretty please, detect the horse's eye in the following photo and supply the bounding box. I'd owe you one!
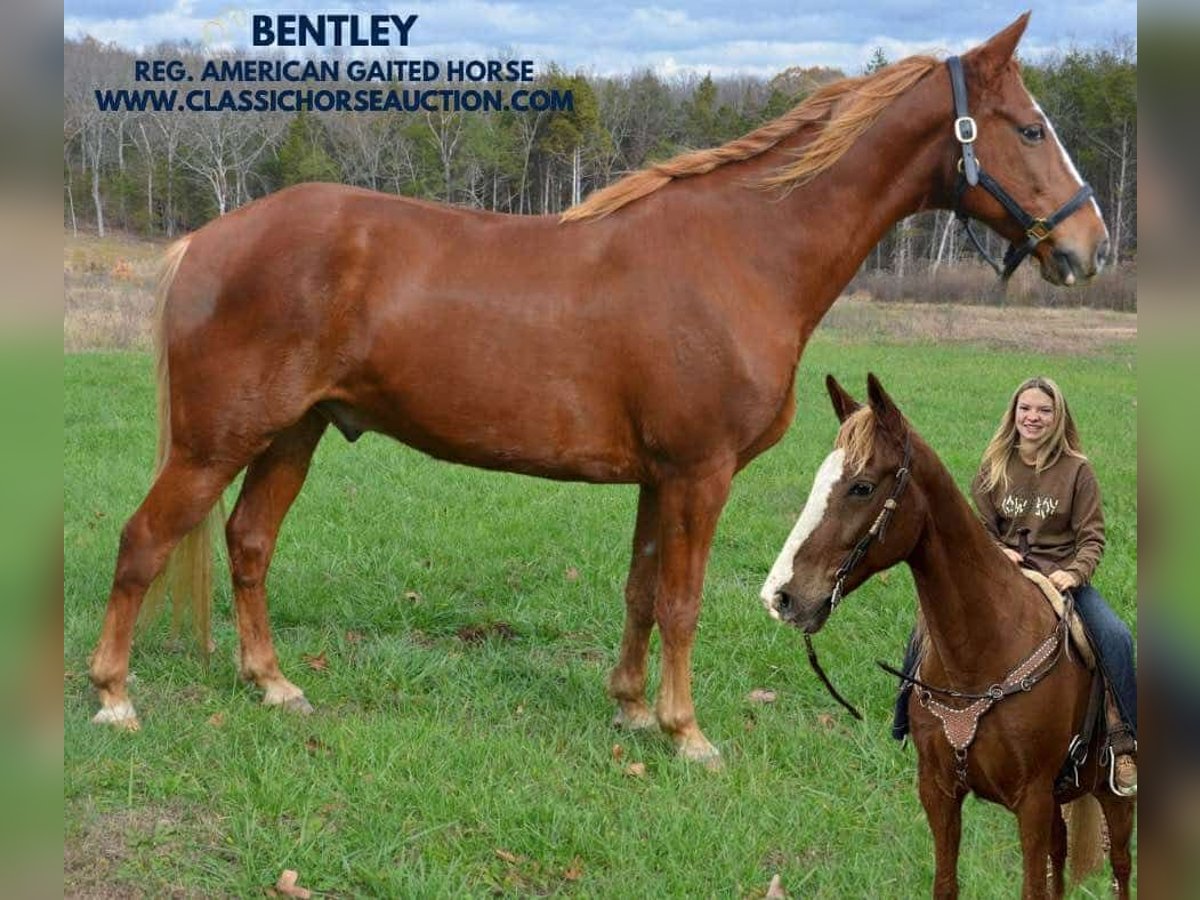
[1019,124,1045,143]
[848,482,875,497]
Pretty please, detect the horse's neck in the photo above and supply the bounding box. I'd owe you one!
[725,83,948,327]
[907,454,1051,688]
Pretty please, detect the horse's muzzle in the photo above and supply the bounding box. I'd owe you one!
[768,590,831,634]
[1043,238,1109,286]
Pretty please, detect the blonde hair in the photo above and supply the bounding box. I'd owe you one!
[560,55,938,223]
[979,376,1084,493]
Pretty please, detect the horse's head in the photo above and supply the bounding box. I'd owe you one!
[946,14,1110,284]
[761,374,926,634]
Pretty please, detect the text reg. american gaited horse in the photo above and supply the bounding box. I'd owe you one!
[762,375,1134,897]
[90,15,1108,764]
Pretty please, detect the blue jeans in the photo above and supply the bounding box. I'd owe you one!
[891,584,1137,741]
[1073,584,1137,736]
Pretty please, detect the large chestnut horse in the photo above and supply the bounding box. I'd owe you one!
[762,375,1134,897]
[91,15,1108,763]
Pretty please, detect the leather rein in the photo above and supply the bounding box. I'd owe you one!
[946,55,1095,282]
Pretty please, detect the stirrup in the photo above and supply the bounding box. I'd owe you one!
[1103,745,1137,798]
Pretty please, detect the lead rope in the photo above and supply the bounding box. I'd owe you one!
[804,634,863,720]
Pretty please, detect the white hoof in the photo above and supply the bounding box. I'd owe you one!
[262,683,312,714]
[612,704,658,732]
[675,735,722,769]
[92,701,140,730]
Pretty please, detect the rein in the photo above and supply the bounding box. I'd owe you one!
[946,56,1095,282]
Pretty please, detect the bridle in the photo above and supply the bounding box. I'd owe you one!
[802,432,913,722]
[946,55,1095,282]
[828,433,913,610]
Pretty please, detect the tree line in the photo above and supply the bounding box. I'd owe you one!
[64,37,1136,276]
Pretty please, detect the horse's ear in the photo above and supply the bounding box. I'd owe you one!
[826,374,861,423]
[866,373,906,439]
[965,12,1030,82]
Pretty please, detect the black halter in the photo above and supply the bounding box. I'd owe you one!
[828,434,913,610]
[946,56,1095,282]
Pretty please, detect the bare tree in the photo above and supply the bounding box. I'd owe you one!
[424,108,464,202]
[329,113,389,191]
[179,111,280,216]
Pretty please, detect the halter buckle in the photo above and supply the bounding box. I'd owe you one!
[953,116,977,144]
[1026,219,1052,241]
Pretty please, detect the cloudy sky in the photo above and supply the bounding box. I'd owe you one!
[63,0,1136,77]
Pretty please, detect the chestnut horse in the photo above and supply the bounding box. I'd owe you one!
[762,375,1135,897]
[90,15,1108,764]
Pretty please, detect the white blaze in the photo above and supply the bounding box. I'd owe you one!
[760,448,845,610]
[1033,100,1105,224]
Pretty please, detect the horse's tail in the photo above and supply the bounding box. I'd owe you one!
[140,236,222,654]
[1065,794,1106,884]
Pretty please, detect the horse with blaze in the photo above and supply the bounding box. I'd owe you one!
[90,15,1108,766]
[762,375,1134,898]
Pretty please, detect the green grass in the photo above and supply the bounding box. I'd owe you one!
[65,335,1136,897]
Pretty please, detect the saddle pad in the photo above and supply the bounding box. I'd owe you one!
[1019,568,1096,670]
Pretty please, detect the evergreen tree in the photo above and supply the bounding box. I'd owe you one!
[275,113,341,187]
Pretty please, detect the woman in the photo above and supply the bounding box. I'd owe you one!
[892,376,1137,797]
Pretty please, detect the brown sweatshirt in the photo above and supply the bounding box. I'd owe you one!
[971,452,1106,584]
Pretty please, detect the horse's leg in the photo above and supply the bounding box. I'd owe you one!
[90,457,238,728]
[917,765,964,899]
[1097,793,1135,900]
[226,412,327,712]
[1049,803,1067,898]
[1015,788,1057,899]
[651,466,733,765]
[608,484,660,731]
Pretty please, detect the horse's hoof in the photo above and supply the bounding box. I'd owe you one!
[262,682,313,715]
[675,735,722,770]
[612,703,657,731]
[92,701,140,731]
[282,695,314,715]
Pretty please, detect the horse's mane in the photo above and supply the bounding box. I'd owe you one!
[836,407,878,476]
[561,55,939,223]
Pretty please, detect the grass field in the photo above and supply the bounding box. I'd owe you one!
[64,333,1136,897]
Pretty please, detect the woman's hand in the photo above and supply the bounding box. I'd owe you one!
[1048,569,1079,592]
[1002,548,1023,565]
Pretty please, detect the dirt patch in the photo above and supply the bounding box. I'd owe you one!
[64,800,217,898]
[820,296,1136,356]
[457,622,518,644]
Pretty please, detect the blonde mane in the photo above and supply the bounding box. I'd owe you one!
[835,407,878,476]
[561,55,938,223]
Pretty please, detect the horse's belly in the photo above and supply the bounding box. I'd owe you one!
[339,380,645,483]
